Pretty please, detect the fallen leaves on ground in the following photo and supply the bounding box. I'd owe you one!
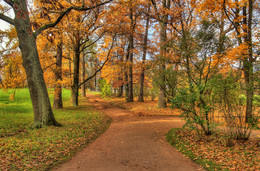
[167,129,260,170]
[0,98,111,170]
[108,98,182,117]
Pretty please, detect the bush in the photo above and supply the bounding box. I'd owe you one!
[101,84,112,97]
[98,79,112,98]
[98,79,106,92]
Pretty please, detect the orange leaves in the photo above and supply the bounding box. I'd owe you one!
[212,44,248,68]
[197,0,223,13]
[170,129,260,170]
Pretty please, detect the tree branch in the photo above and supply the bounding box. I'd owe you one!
[3,0,14,7]
[43,63,57,72]
[33,6,73,37]
[85,51,96,55]
[150,0,160,20]
[78,36,115,87]
[223,0,240,36]
[80,32,105,53]
[34,0,113,37]
[0,13,14,25]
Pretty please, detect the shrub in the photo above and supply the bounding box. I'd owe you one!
[101,84,112,97]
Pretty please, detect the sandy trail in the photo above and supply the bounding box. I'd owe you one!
[54,94,204,171]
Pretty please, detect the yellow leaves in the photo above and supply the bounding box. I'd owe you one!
[9,92,15,101]
[101,64,122,84]
[224,44,248,60]
[1,51,26,90]
[210,44,248,74]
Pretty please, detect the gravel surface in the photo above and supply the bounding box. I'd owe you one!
[54,94,205,171]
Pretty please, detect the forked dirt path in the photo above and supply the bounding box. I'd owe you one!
[55,94,204,171]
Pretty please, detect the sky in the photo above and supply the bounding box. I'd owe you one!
[0,0,14,31]
[0,0,15,51]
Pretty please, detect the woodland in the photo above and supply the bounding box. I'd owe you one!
[0,0,259,170]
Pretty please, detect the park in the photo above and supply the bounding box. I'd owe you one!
[0,0,259,170]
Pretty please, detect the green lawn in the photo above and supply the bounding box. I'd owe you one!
[86,90,101,95]
[0,88,111,170]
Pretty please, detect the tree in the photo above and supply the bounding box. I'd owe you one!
[0,26,26,97]
[222,0,256,123]
[138,3,150,102]
[150,0,171,108]
[0,0,112,127]
[32,0,66,109]
[53,29,63,109]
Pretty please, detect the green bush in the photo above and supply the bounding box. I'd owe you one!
[98,79,112,98]
[239,94,260,106]
[98,79,106,91]
[101,84,112,97]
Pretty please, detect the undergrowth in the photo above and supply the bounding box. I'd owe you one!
[166,128,259,171]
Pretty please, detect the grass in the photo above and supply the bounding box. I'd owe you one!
[166,128,259,170]
[166,128,223,171]
[0,88,111,170]
[86,91,101,95]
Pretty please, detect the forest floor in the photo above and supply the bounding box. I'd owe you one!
[55,94,259,170]
[54,94,205,171]
[108,97,260,140]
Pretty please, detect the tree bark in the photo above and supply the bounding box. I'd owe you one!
[82,54,86,97]
[72,43,80,106]
[13,0,59,127]
[138,5,150,102]
[71,12,81,106]
[118,84,123,97]
[53,36,63,109]
[157,0,169,108]
[128,1,134,102]
[245,0,254,122]
[125,41,130,102]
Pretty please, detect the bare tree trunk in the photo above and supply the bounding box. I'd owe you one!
[138,5,150,102]
[14,1,59,127]
[118,84,123,97]
[125,42,130,102]
[72,43,80,106]
[53,36,63,109]
[245,0,254,122]
[82,54,86,97]
[118,63,123,97]
[158,0,169,108]
[71,12,81,106]
[95,75,97,91]
[69,54,72,79]
[128,2,134,102]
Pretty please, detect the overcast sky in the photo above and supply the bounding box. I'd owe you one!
[0,0,14,31]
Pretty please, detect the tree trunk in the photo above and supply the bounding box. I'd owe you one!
[125,42,130,102]
[69,50,72,79]
[128,2,134,102]
[128,37,134,102]
[244,61,254,122]
[72,43,80,106]
[95,75,97,91]
[118,84,123,97]
[158,0,169,108]
[53,37,63,109]
[138,6,150,102]
[14,1,59,127]
[245,0,254,122]
[82,54,86,97]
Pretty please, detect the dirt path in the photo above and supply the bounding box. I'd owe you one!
[54,94,204,171]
